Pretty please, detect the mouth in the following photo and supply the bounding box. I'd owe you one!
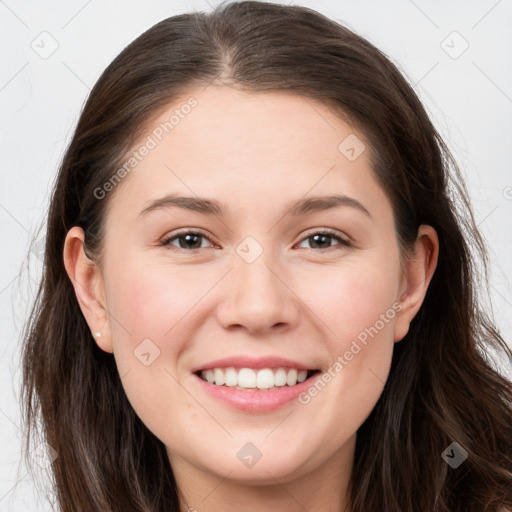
[194,367,321,391]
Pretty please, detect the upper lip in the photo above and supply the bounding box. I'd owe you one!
[191,356,318,373]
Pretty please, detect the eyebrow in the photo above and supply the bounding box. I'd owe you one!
[138,193,371,219]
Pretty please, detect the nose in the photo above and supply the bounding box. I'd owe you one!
[216,251,300,336]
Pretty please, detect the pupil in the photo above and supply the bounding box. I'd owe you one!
[311,234,331,249]
[180,234,201,249]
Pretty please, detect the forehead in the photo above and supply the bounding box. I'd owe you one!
[106,85,387,220]
[147,86,359,167]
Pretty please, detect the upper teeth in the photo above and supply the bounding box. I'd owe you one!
[200,367,309,389]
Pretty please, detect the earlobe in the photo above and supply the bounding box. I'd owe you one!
[393,225,439,342]
[63,227,113,353]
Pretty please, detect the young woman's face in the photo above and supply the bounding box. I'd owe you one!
[72,86,434,490]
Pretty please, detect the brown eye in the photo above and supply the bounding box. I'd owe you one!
[161,231,213,251]
[297,230,350,251]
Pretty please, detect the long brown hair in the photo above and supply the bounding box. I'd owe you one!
[21,1,512,510]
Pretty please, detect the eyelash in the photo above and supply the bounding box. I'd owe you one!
[160,228,351,253]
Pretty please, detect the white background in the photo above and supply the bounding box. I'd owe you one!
[1,0,511,509]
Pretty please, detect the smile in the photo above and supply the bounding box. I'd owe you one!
[192,363,322,413]
[197,367,320,390]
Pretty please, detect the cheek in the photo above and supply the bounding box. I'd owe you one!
[101,257,201,422]
[293,255,399,437]
[105,256,207,344]
[300,253,401,348]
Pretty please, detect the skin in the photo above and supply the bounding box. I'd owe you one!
[64,85,438,512]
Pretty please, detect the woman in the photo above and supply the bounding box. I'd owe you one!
[21,1,512,510]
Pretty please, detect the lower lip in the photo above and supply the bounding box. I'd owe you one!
[192,372,321,413]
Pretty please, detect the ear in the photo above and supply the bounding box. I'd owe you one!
[394,225,439,342]
[63,226,113,353]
